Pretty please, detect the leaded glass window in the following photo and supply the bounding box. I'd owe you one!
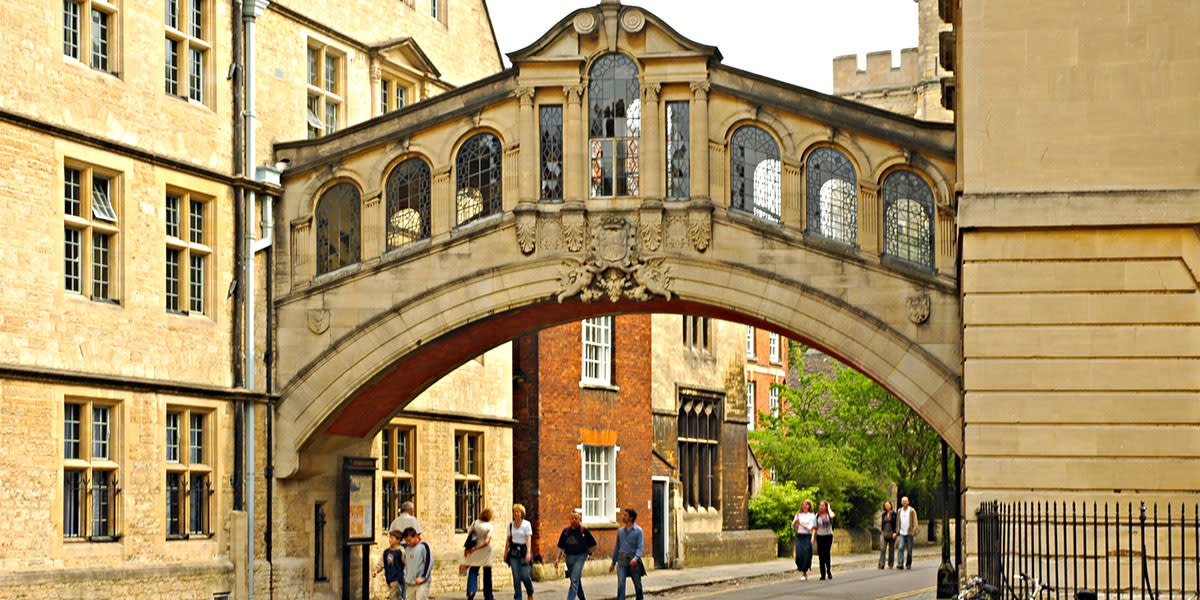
[665,101,690,200]
[678,391,721,509]
[806,147,858,245]
[455,133,502,225]
[730,126,781,222]
[588,54,640,197]
[883,170,935,269]
[539,105,563,202]
[385,158,431,249]
[315,182,361,275]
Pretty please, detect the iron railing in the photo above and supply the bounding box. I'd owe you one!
[977,501,1200,599]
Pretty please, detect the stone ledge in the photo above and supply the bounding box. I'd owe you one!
[0,559,234,586]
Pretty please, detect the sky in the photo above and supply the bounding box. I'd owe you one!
[484,0,919,94]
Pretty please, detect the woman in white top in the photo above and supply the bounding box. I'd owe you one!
[504,504,535,600]
[791,499,816,580]
[463,508,495,600]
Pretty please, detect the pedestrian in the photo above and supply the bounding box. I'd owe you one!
[464,508,495,600]
[896,496,920,570]
[402,527,433,600]
[791,499,816,580]
[878,500,898,569]
[608,508,645,600]
[554,509,597,600]
[504,503,535,600]
[814,500,836,580]
[371,530,406,600]
[387,501,422,599]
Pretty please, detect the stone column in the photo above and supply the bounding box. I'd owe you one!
[563,84,585,204]
[781,160,803,231]
[690,80,711,204]
[516,87,536,205]
[858,182,881,258]
[431,166,452,239]
[370,63,382,117]
[640,79,662,202]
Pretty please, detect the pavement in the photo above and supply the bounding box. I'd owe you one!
[442,545,944,600]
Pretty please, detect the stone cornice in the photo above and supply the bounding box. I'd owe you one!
[959,189,1200,228]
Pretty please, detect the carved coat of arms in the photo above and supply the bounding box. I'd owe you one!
[557,215,673,303]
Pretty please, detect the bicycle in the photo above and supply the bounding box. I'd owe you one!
[957,573,1054,600]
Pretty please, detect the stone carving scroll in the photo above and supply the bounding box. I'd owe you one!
[515,208,536,254]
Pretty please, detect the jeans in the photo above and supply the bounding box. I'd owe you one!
[879,534,896,567]
[467,566,493,600]
[507,557,534,600]
[897,534,915,568]
[815,534,834,578]
[564,554,588,600]
[615,556,643,600]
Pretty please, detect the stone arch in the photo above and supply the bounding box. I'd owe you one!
[303,169,370,218]
[871,153,953,208]
[718,110,797,159]
[275,254,962,478]
[581,48,645,80]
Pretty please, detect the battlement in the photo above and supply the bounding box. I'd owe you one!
[832,48,919,94]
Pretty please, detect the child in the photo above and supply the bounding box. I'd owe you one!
[402,527,433,600]
[372,531,406,600]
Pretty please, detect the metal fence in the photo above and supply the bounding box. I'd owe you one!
[977,501,1200,599]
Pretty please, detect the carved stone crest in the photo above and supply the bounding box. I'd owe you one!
[539,215,563,252]
[515,209,536,254]
[306,309,330,334]
[557,215,673,303]
[906,294,931,325]
[664,214,688,250]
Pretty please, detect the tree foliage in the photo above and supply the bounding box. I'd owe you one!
[749,342,942,529]
[747,480,820,552]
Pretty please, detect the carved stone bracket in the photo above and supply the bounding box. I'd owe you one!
[687,205,712,252]
[906,294,931,325]
[561,209,587,253]
[514,204,537,254]
[514,86,535,106]
[557,215,673,303]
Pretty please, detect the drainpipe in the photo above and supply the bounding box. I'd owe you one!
[242,3,269,600]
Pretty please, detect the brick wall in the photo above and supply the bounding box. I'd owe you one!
[515,315,654,564]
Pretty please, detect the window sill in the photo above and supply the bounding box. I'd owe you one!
[579,382,619,392]
[582,520,619,530]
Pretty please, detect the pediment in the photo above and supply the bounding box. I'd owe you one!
[506,1,722,64]
[370,37,441,78]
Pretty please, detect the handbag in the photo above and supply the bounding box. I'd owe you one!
[464,521,478,549]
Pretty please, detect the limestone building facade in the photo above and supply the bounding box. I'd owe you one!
[0,1,501,599]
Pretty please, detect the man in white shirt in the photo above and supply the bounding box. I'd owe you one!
[896,496,919,570]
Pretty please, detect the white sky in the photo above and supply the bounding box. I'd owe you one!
[485,0,919,94]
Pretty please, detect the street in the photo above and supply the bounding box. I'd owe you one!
[654,558,939,600]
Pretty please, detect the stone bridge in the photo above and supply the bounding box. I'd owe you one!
[270,2,959,478]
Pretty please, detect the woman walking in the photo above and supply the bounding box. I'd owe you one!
[791,499,816,580]
[464,508,495,600]
[878,501,898,569]
[814,500,836,580]
[504,504,535,600]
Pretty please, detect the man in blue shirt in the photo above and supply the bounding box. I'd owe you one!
[608,508,645,600]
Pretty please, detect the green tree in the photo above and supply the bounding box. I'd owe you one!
[749,343,941,529]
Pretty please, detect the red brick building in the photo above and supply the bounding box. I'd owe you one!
[511,314,654,563]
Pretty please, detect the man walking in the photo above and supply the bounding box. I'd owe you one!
[608,508,645,600]
[554,509,597,600]
[895,496,919,570]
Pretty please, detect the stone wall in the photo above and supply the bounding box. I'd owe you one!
[679,530,777,567]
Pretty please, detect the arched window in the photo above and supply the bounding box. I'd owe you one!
[315,182,361,275]
[883,170,935,268]
[455,132,502,225]
[805,147,857,245]
[588,54,640,197]
[385,158,431,249]
[730,125,781,222]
